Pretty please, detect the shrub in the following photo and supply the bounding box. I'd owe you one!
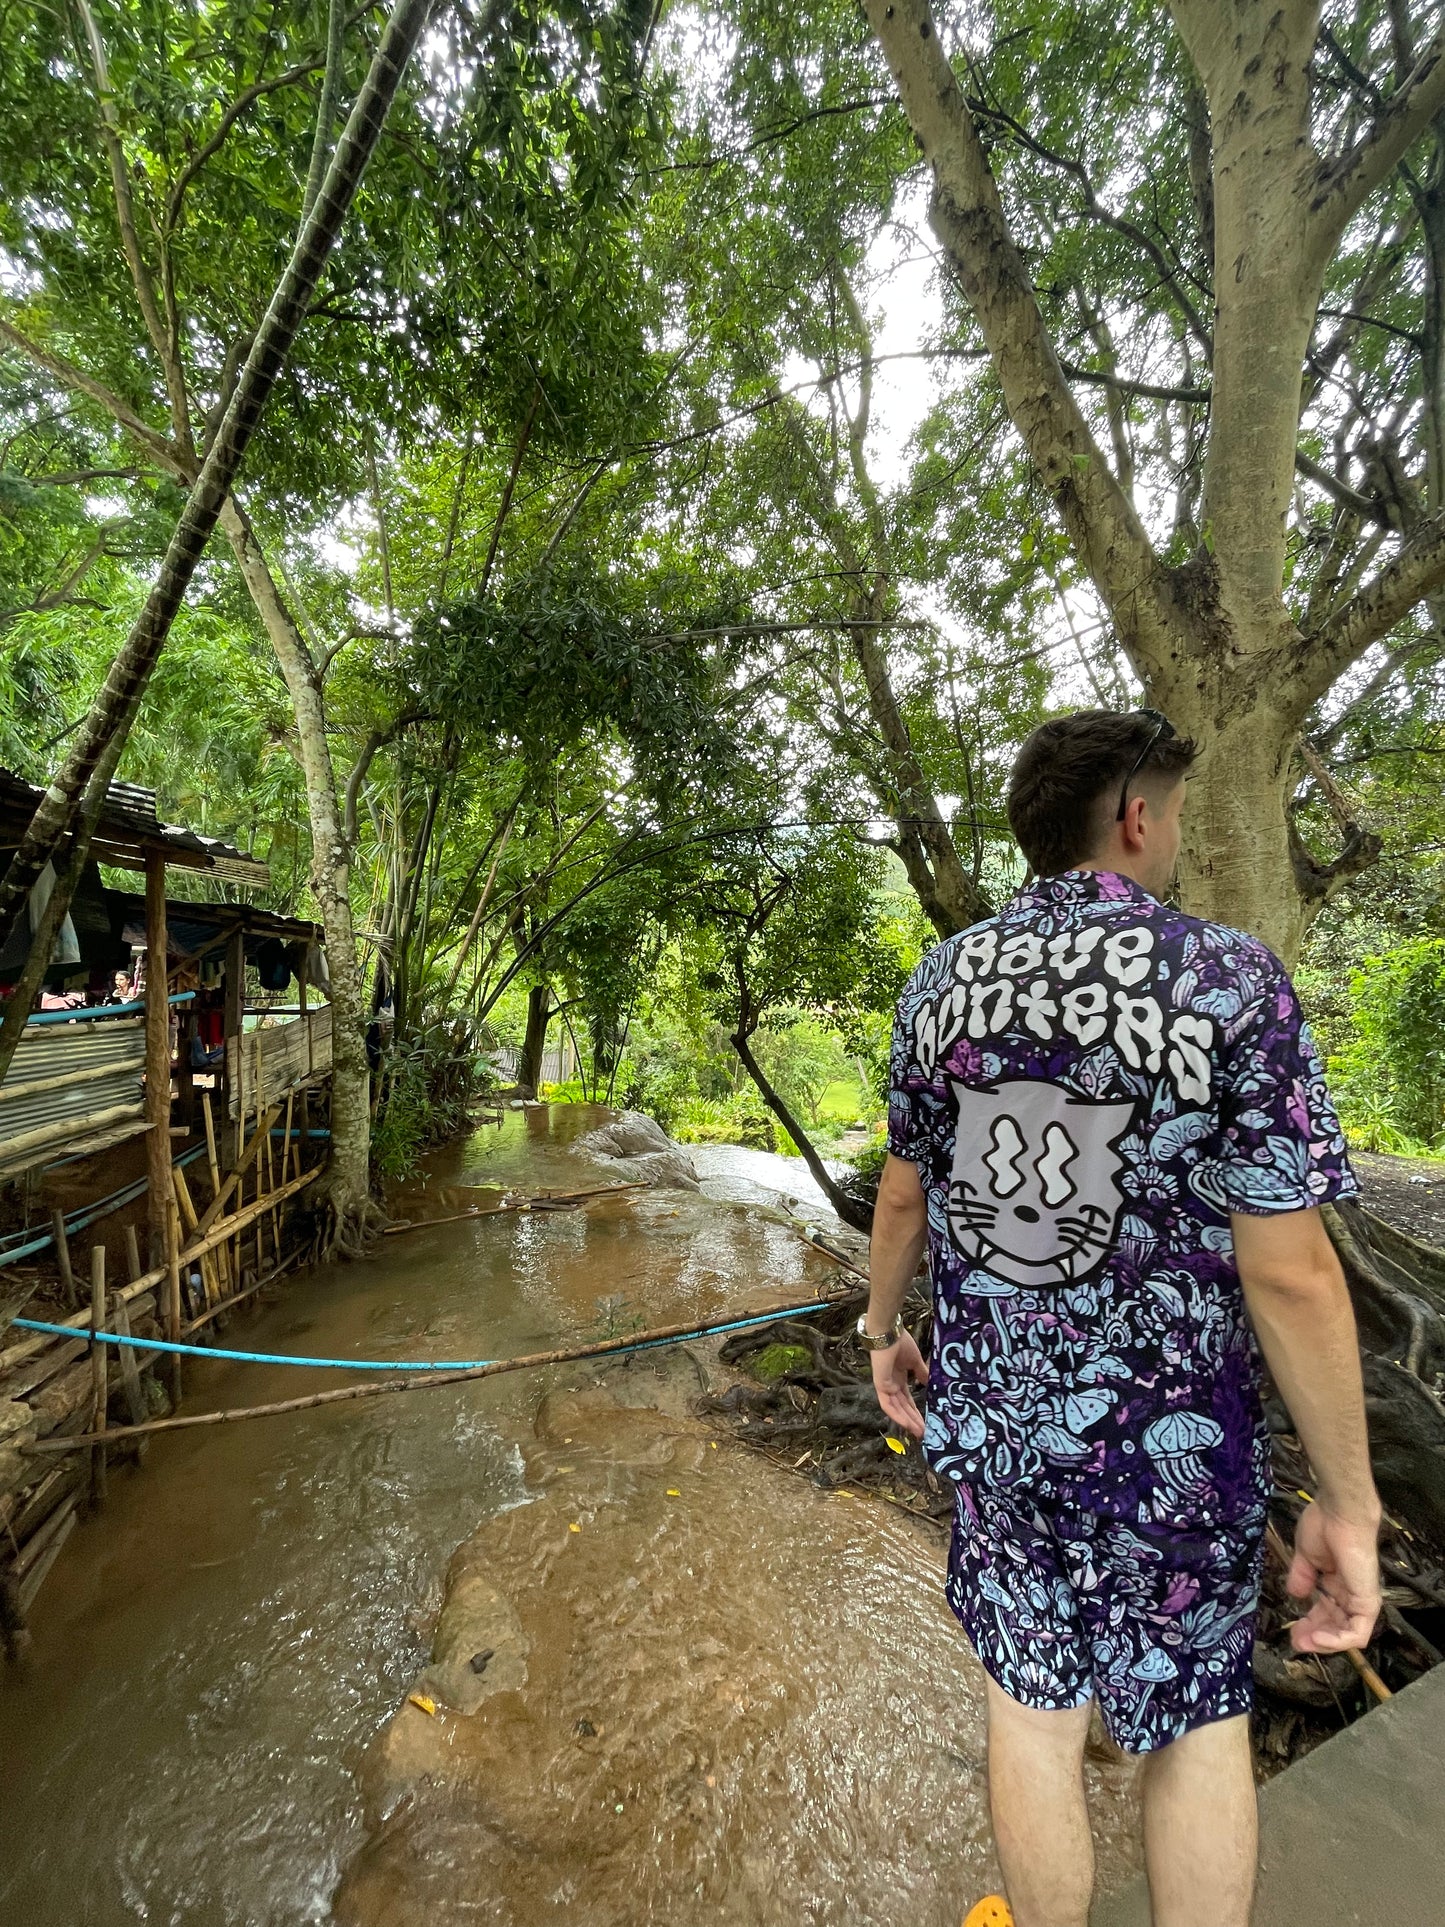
[1330,937,1445,1152]
[371,1020,498,1182]
[669,1091,777,1151]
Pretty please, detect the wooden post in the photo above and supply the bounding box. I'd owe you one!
[200,1090,221,1200]
[110,1292,148,1461]
[124,1222,141,1285]
[222,925,245,1165]
[52,1208,75,1308]
[165,1196,182,1407]
[89,1245,108,1505]
[144,847,171,1267]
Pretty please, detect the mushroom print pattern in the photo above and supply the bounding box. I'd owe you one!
[891,870,1353,1751]
[889,871,1357,1529]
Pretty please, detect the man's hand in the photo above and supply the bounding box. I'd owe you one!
[1287,1502,1382,1654]
[870,1331,927,1438]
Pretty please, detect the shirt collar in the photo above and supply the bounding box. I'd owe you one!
[1011,868,1163,915]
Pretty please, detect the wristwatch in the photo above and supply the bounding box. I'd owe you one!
[856,1312,904,1351]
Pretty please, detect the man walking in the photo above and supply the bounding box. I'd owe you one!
[863,709,1381,1927]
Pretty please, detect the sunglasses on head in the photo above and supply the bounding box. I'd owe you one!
[1115,707,1177,821]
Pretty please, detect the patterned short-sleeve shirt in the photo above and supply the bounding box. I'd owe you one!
[888,869,1356,1527]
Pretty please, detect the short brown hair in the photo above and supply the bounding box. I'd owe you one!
[1006,709,1198,876]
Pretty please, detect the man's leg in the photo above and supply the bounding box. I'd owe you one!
[984,1673,1095,1927]
[1140,1713,1256,1927]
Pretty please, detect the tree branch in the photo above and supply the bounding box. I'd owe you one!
[0,318,188,476]
[74,0,191,449]
[864,0,1176,680]
[1313,26,1445,248]
[1299,509,1445,703]
[1058,360,1209,404]
[1294,446,1383,522]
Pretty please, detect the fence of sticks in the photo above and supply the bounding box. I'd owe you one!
[0,1090,322,1654]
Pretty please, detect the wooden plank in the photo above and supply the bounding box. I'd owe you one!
[8,1462,82,1547]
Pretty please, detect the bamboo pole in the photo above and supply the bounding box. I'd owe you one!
[194,1101,282,1240]
[166,1196,183,1406]
[379,1183,651,1234]
[200,1091,229,1294]
[51,1209,75,1307]
[124,1223,141,1287]
[110,1292,148,1456]
[277,1092,294,1241]
[0,1166,323,1374]
[201,1089,221,1199]
[25,1292,847,1451]
[89,1245,107,1504]
[144,847,171,1266]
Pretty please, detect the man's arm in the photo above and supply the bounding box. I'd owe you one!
[1233,1207,1382,1653]
[865,1152,930,1438]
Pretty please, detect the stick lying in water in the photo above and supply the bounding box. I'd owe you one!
[24,1289,860,1452]
[381,1183,651,1233]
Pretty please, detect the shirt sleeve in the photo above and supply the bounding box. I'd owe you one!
[886,995,928,1164]
[1210,956,1359,1216]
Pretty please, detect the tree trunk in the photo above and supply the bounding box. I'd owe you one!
[731,1026,873,1234]
[849,619,991,937]
[517,982,552,1096]
[219,498,373,1251]
[863,0,1445,969]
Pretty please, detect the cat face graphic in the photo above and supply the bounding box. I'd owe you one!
[947,1079,1137,1288]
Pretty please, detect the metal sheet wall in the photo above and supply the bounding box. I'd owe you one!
[0,1018,146,1163]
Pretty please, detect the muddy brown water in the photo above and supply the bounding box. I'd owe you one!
[0,1105,1141,1925]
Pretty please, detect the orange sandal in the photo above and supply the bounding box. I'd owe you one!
[962,1901,1015,1927]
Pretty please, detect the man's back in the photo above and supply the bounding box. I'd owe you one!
[888,866,1355,1527]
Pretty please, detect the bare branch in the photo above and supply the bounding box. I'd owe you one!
[864,0,1175,681]
[1298,509,1445,702]
[1294,446,1383,522]
[1313,26,1445,248]
[1058,360,1209,404]
[0,317,190,476]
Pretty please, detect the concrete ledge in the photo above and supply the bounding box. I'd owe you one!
[1092,1665,1445,1926]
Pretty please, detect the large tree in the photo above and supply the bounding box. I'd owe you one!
[0,0,660,1238]
[866,0,1445,961]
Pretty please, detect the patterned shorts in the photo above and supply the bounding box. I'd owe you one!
[947,1485,1265,1754]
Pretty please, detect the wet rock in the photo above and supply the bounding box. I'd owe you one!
[577,1111,701,1191]
[414,1545,529,1716]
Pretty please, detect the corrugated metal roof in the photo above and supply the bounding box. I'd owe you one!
[0,769,270,885]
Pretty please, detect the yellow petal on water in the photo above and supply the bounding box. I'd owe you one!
[666,1489,681,1497]
[407,1693,437,1717]
[709,1441,718,1449]
[569,1522,582,1533]
[885,1436,907,1455]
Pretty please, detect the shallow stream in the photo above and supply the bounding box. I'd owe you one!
[0,1106,1141,1924]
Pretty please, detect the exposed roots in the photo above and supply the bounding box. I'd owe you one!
[301,1184,390,1265]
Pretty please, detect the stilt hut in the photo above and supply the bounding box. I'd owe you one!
[0,772,331,1645]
